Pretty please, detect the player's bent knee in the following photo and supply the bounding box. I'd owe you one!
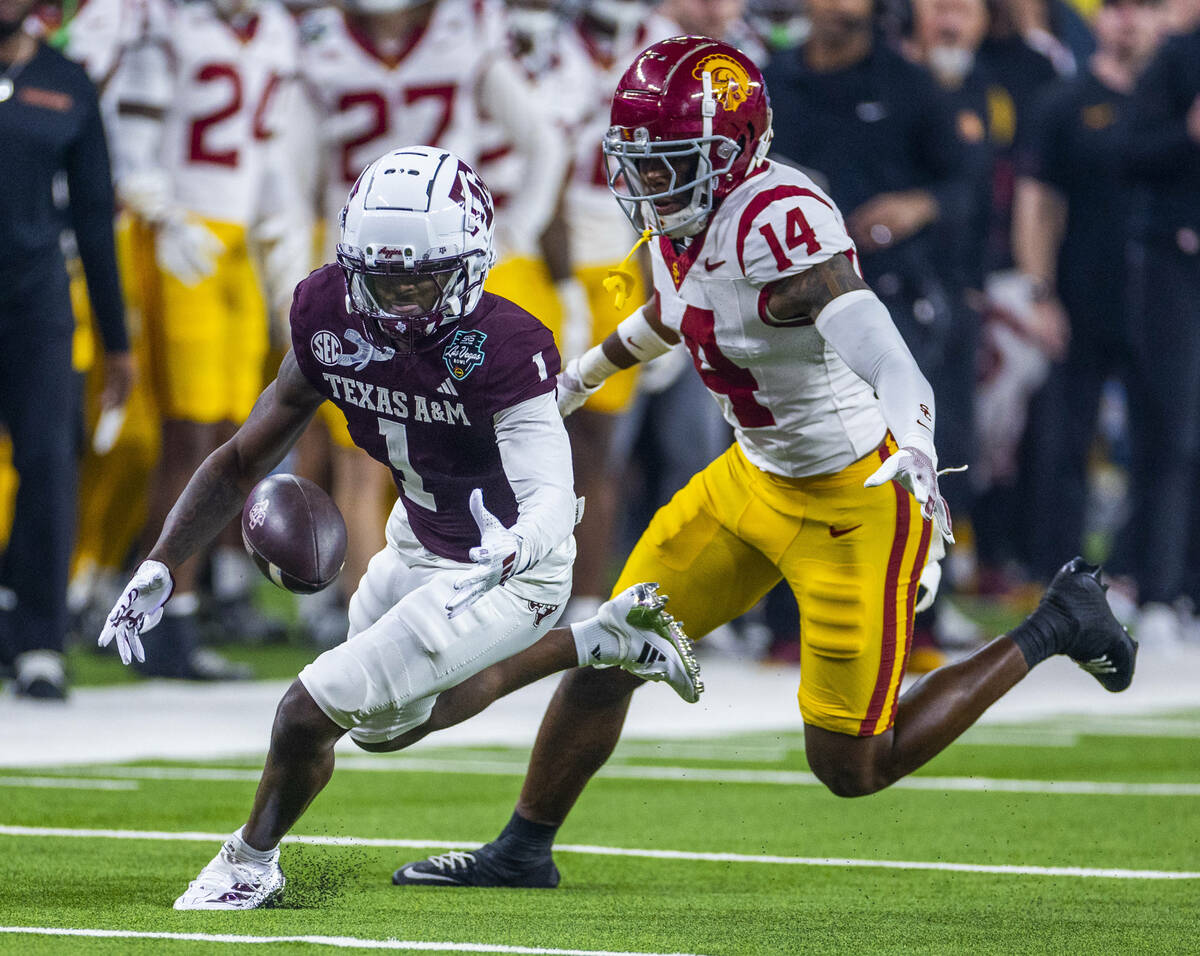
[804,725,891,798]
[810,762,885,798]
[272,679,342,748]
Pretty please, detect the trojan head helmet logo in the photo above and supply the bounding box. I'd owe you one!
[692,54,751,112]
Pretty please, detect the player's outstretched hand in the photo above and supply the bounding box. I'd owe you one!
[555,358,600,417]
[865,446,954,545]
[445,489,525,620]
[98,560,174,665]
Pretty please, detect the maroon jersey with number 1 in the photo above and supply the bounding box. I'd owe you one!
[289,264,560,562]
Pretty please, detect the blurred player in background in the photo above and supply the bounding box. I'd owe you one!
[395,37,1137,889]
[98,146,701,909]
[540,0,677,625]
[478,0,591,368]
[292,0,566,646]
[112,0,309,677]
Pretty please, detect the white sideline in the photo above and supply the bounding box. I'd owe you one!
[0,775,138,791]
[47,761,1200,797]
[0,927,706,955]
[1,825,1196,881]
[4,651,1200,768]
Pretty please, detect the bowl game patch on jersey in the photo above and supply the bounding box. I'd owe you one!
[443,329,488,380]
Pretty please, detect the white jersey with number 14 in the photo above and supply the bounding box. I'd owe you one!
[650,162,887,479]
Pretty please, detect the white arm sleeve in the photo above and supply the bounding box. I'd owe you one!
[494,391,577,571]
[110,39,172,186]
[815,289,938,460]
[478,56,567,255]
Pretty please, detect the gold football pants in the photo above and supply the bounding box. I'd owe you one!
[614,438,931,736]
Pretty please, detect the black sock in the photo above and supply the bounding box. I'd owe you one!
[490,812,558,863]
[1008,599,1075,669]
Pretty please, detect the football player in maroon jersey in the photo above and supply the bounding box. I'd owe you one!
[99,146,701,909]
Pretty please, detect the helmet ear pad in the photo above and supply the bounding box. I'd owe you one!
[602,36,774,238]
[336,146,496,351]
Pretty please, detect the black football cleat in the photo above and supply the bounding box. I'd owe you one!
[1037,557,1138,692]
[392,846,559,888]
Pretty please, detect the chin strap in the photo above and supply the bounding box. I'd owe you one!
[750,107,774,174]
[602,226,654,310]
[701,70,716,138]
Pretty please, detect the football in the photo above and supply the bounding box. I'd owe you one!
[241,474,347,594]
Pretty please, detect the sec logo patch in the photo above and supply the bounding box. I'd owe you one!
[311,330,343,366]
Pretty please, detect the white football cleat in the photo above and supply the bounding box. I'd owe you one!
[174,840,285,910]
[592,583,704,703]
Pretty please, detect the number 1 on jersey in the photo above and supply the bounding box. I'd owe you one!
[378,418,437,511]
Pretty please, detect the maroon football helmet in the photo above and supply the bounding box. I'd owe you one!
[602,36,773,238]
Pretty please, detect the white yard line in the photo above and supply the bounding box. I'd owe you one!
[0,776,138,791]
[1,825,1196,881]
[0,927,706,955]
[43,759,1200,797]
[1053,716,1200,738]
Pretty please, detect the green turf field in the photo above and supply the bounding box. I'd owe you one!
[1,713,1198,954]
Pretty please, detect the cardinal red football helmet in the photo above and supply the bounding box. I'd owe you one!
[602,36,773,238]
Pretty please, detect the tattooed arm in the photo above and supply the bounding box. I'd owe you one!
[764,251,870,323]
[148,351,325,570]
[765,253,938,460]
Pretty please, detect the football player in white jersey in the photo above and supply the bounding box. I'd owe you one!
[479,0,592,354]
[299,0,564,262]
[111,0,308,676]
[393,36,1137,888]
[97,146,701,908]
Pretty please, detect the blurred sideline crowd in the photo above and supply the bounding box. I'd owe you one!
[0,0,1197,699]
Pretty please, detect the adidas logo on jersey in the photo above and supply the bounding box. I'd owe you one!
[437,378,459,396]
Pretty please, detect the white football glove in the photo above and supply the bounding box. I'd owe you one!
[256,210,314,325]
[864,445,955,545]
[445,489,527,620]
[914,559,942,614]
[156,212,224,287]
[556,357,601,417]
[913,527,947,613]
[97,560,174,665]
[118,168,173,223]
